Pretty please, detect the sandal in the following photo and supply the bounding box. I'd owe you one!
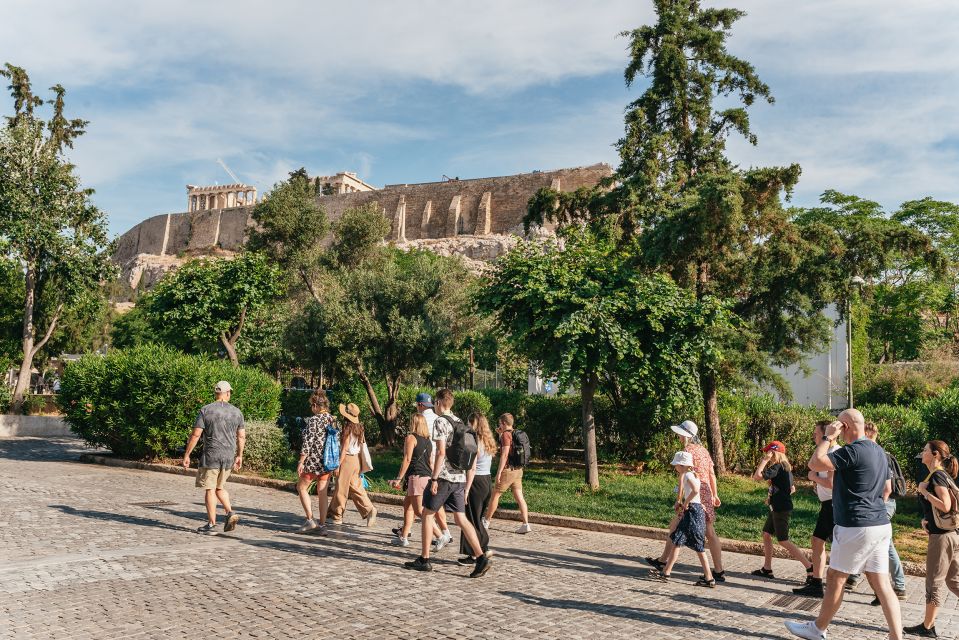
[713,570,726,583]
[648,568,670,582]
[751,567,774,578]
[695,576,716,588]
[644,556,666,571]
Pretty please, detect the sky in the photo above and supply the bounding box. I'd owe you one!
[2,0,958,238]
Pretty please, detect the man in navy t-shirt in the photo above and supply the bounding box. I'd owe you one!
[785,408,902,640]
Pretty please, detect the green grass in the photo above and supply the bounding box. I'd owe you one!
[263,450,926,562]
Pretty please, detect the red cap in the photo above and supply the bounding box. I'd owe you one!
[763,440,786,454]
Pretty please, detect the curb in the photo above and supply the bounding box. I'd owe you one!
[78,453,925,577]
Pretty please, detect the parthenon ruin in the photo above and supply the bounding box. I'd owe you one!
[187,183,257,212]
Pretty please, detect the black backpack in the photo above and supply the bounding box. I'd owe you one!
[887,451,907,499]
[508,429,531,468]
[443,416,478,471]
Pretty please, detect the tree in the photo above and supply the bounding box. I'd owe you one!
[482,228,729,488]
[0,64,114,413]
[525,3,828,473]
[247,168,329,300]
[290,205,478,445]
[146,252,283,366]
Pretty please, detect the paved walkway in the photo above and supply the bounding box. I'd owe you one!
[0,438,954,639]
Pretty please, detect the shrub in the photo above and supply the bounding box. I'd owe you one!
[858,364,953,407]
[480,388,528,423]
[523,394,580,458]
[859,404,928,465]
[920,386,959,449]
[0,383,9,414]
[22,394,47,415]
[242,420,293,472]
[60,344,280,459]
[453,390,492,423]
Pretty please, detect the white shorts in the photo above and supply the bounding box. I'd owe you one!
[829,523,892,575]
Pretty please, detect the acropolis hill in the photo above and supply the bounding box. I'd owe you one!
[113,163,612,292]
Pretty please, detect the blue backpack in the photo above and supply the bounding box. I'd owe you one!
[322,424,340,472]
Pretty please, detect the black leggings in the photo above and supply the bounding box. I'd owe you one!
[460,474,491,556]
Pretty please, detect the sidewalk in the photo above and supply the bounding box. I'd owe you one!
[1,437,955,639]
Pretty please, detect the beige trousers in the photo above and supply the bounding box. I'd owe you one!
[327,453,374,520]
[926,531,959,606]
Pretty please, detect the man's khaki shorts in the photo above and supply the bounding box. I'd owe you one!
[495,467,524,493]
[196,467,231,490]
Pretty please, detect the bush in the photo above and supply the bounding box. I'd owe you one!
[60,344,281,459]
[23,394,47,415]
[920,386,959,448]
[242,420,293,472]
[859,404,928,465]
[453,390,492,423]
[0,383,9,414]
[523,394,580,458]
[858,364,954,407]
[480,389,527,423]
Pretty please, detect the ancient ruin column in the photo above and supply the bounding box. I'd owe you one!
[474,191,492,235]
[393,195,407,242]
[446,195,462,237]
[421,201,432,239]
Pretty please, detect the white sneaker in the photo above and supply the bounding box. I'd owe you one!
[481,517,491,530]
[515,522,532,534]
[298,518,318,533]
[391,536,410,547]
[432,531,452,552]
[784,620,827,640]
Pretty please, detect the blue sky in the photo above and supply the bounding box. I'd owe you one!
[3,0,958,237]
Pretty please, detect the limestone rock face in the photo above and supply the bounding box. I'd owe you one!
[400,234,521,273]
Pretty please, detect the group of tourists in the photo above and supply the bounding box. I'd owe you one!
[184,382,959,636]
[184,383,533,579]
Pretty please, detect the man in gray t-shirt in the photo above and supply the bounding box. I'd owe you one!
[182,381,246,535]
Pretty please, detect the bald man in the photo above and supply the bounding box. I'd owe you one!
[785,409,903,640]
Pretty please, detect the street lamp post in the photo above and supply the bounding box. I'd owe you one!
[847,275,866,408]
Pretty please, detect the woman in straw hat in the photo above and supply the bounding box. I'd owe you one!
[648,450,716,587]
[326,402,378,527]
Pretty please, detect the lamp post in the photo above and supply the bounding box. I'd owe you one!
[847,275,866,408]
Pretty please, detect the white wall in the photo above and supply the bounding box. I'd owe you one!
[773,304,849,411]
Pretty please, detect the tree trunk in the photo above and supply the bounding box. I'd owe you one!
[581,373,600,490]
[699,365,726,475]
[356,365,391,444]
[220,333,240,367]
[11,268,61,414]
[380,376,401,448]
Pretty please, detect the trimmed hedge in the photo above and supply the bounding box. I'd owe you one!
[60,344,280,459]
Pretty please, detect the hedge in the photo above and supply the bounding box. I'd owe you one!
[242,420,293,473]
[60,344,281,459]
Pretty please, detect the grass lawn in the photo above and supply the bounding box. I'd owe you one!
[265,450,926,563]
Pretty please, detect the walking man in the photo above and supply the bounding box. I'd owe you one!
[182,381,245,535]
[484,413,531,534]
[793,420,839,598]
[416,392,452,550]
[403,388,491,576]
[785,408,903,640]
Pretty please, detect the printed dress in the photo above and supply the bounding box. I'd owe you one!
[686,442,716,523]
[300,412,338,476]
[670,471,707,553]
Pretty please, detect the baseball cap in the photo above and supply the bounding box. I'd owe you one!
[214,380,233,393]
[670,420,698,439]
[415,392,433,408]
[762,440,786,454]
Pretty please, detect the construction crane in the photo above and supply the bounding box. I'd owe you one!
[217,158,242,184]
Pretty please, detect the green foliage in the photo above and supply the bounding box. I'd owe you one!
[0,64,115,411]
[859,404,928,466]
[920,386,959,448]
[60,344,280,459]
[146,253,283,365]
[242,420,294,473]
[858,364,956,407]
[479,389,527,423]
[247,168,329,298]
[326,203,392,269]
[451,390,492,423]
[110,304,155,349]
[22,394,47,415]
[0,257,23,360]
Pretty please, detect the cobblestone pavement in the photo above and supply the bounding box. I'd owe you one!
[1,438,955,639]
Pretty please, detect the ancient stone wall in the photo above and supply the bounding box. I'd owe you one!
[112,164,612,287]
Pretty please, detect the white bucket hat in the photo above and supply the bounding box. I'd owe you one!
[670,451,694,467]
[670,420,698,439]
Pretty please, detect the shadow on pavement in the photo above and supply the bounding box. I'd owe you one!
[49,504,196,533]
[499,590,776,638]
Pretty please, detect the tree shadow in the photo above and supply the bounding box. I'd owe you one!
[498,590,777,638]
[49,504,196,533]
[0,438,92,462]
